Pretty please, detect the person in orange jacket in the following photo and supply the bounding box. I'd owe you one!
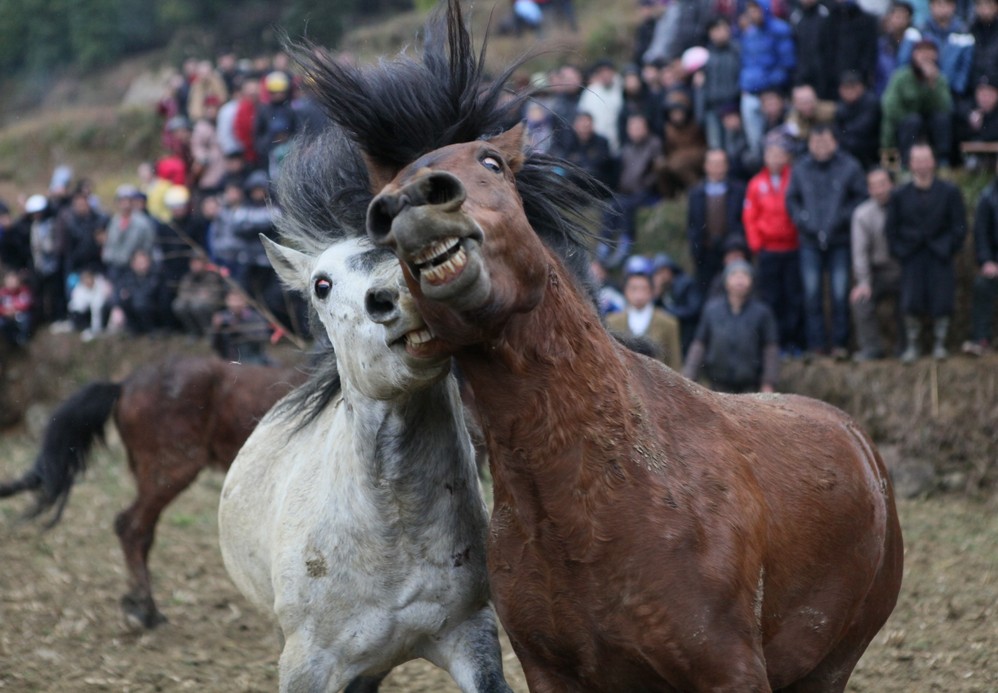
[742,134,804,353]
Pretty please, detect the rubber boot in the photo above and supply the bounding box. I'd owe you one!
[932,317,950,360]
[900,316,921,364]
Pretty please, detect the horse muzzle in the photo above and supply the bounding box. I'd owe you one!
[367,171,490,311]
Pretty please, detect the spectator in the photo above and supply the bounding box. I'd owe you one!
[601,113,663,266]
[551,111,616,188]
[191,96,227,194]
[693,16,742,150]
[682,260,780,393]
[0,200,31,273]
[617,64,662,147]
[962,161,998,355]
[524,100,555,154]
[880,37,954,166]
[172,253,228,337]
[589,258,626,317]
[57,189,108,288]
[650,252,702,353]
[254,71,299,179]
[885,142,966,361]
[758,87,790,145]
[67,268,112,340]
[956,74,998,150]
[187,60,229,122]
[850,167,903,360]
[228,170,283,317]
[656,92,707,197]
[898,0,975,97]
[0,269,33,347]
[633,0,664,67]
[743,135,805,352]
[163,116,193,180]
[111,248,166,336]
[578,60,624,154]
[547,64,585,151]
[969,0,998,86]
[642,0,713,65]
[835,70,883,168]
[739,0,797,155]
[232,77,262,165]
[876,1,919,96]
[791,0,831,93]
[819,0,881,99]
[786,125,867,357]
[785,83,837,155]
[26,193,67,328]
[211,288,272,365]
[103,185,157,284]
[606,256,684,370]
[687,148,747,291]
[717,106,759,181]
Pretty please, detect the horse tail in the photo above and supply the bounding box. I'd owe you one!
[0,382,121,528]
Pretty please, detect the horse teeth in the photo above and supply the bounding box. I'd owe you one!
[406,328,433,345]
[413,237,460,266]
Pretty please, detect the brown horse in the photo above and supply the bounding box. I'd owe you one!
[0,355,305,629]
[300,3,904,689]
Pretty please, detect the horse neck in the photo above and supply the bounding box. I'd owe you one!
[456,257,646,490]
[341,374,478,508]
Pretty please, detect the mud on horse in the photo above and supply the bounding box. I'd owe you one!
[0,356,305,629]
[302,2,905,690]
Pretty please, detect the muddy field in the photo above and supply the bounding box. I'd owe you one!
[0,335,996,691]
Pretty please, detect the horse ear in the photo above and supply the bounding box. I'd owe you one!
[490,123,528,173]
[261,235,311,293]
[363,153,399,194]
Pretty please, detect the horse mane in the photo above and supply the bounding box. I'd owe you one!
[291,0,604,297]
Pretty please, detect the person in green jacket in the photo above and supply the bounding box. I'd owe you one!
[880,38,954,167]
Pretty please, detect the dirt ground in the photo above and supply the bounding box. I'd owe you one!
[0,335,996,691]
[0,432,996,692]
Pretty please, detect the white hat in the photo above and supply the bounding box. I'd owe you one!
[25,194,48,214]
[164,185,191,208]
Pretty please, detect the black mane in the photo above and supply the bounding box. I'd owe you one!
[292,0,604,295]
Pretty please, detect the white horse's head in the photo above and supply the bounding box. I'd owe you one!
[265,235,451,400]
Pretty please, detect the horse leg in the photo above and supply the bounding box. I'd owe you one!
[343,673,389,692]
[423,607,511,693]
[114,455,203,630]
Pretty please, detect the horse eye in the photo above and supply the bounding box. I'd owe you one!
[314,277,332,299]
[480,155,503,173]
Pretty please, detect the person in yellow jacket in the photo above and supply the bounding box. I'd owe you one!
[606,255,683,371]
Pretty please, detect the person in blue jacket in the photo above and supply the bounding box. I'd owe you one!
[739,0,797,155]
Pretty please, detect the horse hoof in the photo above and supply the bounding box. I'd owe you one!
[121,595,167,630]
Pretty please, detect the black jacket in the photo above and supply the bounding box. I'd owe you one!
[886,179,966,261]
[974,182,998,266]
[786,150,866,249]
[835,90,881,169]
[687,180,747,276]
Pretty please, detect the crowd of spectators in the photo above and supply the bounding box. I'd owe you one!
[2,0,998,388]
[0,51,325,362]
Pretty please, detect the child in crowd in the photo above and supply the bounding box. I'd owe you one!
[0,270,33,347]
[67,268,112,340]
[211,288,272,364]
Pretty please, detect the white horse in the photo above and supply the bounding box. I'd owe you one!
[218,235,510,693]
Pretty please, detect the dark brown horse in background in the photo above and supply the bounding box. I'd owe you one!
[0,355,305,629]
[302,2,905,689]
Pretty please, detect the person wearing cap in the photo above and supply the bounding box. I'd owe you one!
[880,36,954,166]
[26,193,68,328]
[606,255,683,370]
[885,142,966,362]
[254,70,299,177]
[103,184,157,285]
[787,124,866,359]
[835,69,882,169]
[682,260,780,393]
[743,134,805,353]
[650,252,702,353]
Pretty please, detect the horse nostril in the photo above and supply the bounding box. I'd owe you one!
[365,287,398,322]
[367,197,396,243]
[424,172,465,209]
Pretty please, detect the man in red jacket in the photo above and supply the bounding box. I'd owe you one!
[742,134,804,353]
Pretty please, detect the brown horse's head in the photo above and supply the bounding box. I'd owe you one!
[366,124,553,345]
